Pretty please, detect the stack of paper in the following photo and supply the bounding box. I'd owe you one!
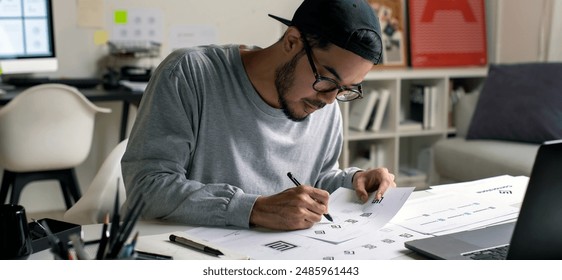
[389,175,528,236]
[178,187,415,260]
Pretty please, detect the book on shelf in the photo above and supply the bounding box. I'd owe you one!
[349,90,379,131]
[398,166,427,187]
[407,84,437,130]
[369,88,390,132]
[350,143,385,170]
[373,143,385,167]
[429,86,438,129]
[409,84,425,125]
[423,86,430,129]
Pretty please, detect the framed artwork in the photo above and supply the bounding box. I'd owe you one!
[407,0,487,67]
[368,0,408,67]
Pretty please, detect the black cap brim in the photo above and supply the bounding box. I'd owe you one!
[268,14,292,26]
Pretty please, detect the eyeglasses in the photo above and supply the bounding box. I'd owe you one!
[301,36,363,102]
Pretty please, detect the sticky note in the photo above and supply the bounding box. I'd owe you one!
[114,10,128,24]
[93,30,109,45]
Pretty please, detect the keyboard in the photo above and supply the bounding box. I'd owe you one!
[461,244,509,260]
[5,77,102,89]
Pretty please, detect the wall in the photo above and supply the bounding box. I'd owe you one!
[547,0,562,61]
[494,0,562,63]
[51,0,303,78]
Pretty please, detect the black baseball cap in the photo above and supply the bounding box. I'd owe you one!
[269,0,382,64]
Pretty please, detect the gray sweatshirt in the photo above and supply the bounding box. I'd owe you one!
[121,45,359,228]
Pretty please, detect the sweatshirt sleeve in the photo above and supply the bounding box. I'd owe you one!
[121,51,258,228]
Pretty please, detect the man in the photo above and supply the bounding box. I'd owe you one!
[121,0,396,231]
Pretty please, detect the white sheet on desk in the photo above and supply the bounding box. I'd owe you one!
[292,186,415,243]
[425,215,518,236]
[390,192,519,235]
[185,223,425,260]
[428,175,529,207]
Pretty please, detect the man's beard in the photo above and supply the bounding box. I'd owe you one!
[275,51,308,122]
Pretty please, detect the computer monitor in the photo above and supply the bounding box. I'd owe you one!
[0,0,57,76]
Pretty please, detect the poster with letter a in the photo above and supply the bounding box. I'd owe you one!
[408,0,487,67]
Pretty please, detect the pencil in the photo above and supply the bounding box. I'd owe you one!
[287,172,333,222]
[96,213,110,260]
[107,195,145,259]
[108,179,121,249]
[118,231,138,259]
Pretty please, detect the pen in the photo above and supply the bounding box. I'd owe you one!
[134,250,173,260]
[287,172,334,222]
[169,234,223,257]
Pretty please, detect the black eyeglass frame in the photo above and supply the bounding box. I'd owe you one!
[301,35,364,102]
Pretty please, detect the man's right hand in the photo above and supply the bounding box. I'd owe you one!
[249,185,330,230]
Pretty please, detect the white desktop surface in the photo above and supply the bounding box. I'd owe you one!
[29,190,434,260]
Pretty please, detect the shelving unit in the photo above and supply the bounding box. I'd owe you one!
[339,67,488,189]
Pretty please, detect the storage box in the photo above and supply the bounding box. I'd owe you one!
[28,218,81,253]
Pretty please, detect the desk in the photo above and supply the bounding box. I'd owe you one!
[0,86,143,141]
[29,174,527,260]
[29,191,434,260]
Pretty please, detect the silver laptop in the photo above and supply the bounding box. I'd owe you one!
[404,139,562,260]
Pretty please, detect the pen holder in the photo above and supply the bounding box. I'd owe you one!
[0,204,33,260]
[29,218,81,253]
[44,184,147,260]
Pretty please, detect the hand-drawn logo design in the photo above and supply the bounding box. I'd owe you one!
[264,241,298,252]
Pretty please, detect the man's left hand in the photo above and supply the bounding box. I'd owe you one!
[352,167,396,203]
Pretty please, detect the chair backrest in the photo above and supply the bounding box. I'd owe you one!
[63,139,128,225]
[0,84,111,172]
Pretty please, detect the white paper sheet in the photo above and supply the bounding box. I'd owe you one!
[429,175,529,207]
[391,192,519,235]
[185,223,425,260]
[293,187,415,243]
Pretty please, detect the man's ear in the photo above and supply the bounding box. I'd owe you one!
[282,27,303,54]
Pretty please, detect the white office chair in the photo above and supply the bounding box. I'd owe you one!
[0,83,111,209]
[63,139,128,225]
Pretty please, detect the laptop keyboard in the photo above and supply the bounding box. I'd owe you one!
[461,244,509,260]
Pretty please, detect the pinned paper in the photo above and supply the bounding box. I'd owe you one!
[114,10,128,24]
[169,25,218,50]
[111,9,163,43]
[93,30,109,45]
[77,0,104,28]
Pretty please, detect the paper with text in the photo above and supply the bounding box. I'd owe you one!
[391,192,519,235]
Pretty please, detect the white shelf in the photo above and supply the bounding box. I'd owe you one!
[340,67,488,185]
